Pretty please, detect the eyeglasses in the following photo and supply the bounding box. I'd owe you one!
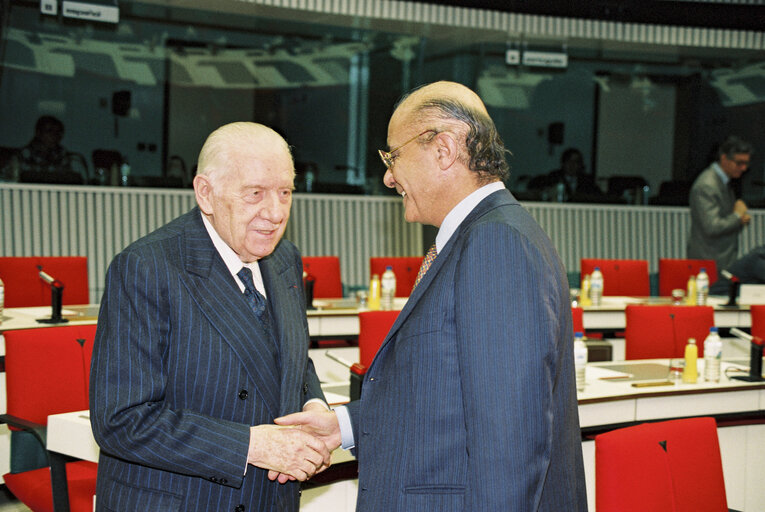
[725,154,750,168]
[378,129,435,169]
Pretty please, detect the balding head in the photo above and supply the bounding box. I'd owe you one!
[392,81,508,183]
[197,122,294,187]
[193,122,295,262]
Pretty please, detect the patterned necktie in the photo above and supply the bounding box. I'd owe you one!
[237,267,270,324]
[413,243,438,289]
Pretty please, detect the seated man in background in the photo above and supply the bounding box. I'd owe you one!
[528,147,602,201]
[18,115,74,176]
[687,135,753,282]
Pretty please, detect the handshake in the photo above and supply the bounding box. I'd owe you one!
[246,404,342,484]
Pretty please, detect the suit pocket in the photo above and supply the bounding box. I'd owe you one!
[98,478,182,511]
[403,484,465,512]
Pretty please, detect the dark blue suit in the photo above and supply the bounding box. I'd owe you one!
[90,208,323,511]
[346,189,587,510]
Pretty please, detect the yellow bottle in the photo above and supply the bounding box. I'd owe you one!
[368,274,381,310]
[682,338,698,384]
[580,274,592,307]
[686,275,697,305]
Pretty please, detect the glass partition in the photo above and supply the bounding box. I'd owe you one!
[0,0,762,205]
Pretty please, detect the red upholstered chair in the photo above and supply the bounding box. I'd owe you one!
[350,310,400,400]
[750,305,765,339]
[595,417,729,512]
[370,257,423,297]
[301,256,343,298]
[659,258,718,297]
[581,258,650,297]
[0,256,90,307]
[571,306,584,334]
[624,304,715,360]
[1,325,98,512]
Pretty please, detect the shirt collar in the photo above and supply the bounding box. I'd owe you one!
[201,212,266,296]
[712,162,730,186]
[435,181,505,252]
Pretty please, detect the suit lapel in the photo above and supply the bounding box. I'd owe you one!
[259,247,307,416]
[180,209,281,417]
[372,190,515,363]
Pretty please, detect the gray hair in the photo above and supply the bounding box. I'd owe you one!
[718,135,754,160]
[401,93,510,183]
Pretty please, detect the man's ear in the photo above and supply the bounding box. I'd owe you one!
[194,174,214,215]
[434,131,459,170]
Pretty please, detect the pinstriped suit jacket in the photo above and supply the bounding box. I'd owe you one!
[89,208,323,512]
[346,189,587,511]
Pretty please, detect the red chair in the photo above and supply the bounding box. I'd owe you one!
[1,325,98,512]
[0,256,89,307]
[658,258,718,297]
[595,417,729,512]
[370,257,423,297]
[624,304,715,360]
[750,305,765,339]
[301,256,343,298]
[572,306,584,334]
[350,310,400,400]
[581,258,650,297]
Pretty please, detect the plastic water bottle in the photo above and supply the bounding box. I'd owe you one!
[0,275,4,325]
[682,338,698,384]
[381,266,396,310]
[573,332,588,391]
[703,327,722,383]
[368,274,381,310]
[696,268,709,305]
[590,267,604,306]
[120,159,131,187]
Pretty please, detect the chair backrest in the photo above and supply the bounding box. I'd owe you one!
[358,310,400,369]
[301,256,343,298]
[369,257,423,297]
[571,306,584,334]
[624,304,714,360]
[658,258,718,297]
[0,256,90,307]
[581,258,650,297]
[595,417,728,512]
[4,325,97,425]
[751,305,765,339]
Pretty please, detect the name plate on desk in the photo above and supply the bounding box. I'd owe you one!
[739,285,765,305]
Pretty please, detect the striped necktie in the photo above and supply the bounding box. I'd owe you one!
[237,267,270,325]
[413,243,438,289]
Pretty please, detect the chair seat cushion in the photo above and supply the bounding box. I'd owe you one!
[4,460,97,512]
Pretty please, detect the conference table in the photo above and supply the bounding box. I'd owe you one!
[0,295,753,338]
[46,352,765,512]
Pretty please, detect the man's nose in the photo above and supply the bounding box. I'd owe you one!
[260,193,286,222]
[383,168,396,189]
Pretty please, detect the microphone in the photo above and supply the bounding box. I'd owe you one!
[35,265,69,324]
[721,269,740,307]
[730,328,764,382]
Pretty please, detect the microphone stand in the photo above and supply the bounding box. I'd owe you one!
[729,328,764,382]
[36,268,69,324]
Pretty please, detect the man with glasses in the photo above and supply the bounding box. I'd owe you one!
[688,135,754,281]
[278,81,587,510]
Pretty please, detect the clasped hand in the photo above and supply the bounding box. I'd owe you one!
[249,405,342,484]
